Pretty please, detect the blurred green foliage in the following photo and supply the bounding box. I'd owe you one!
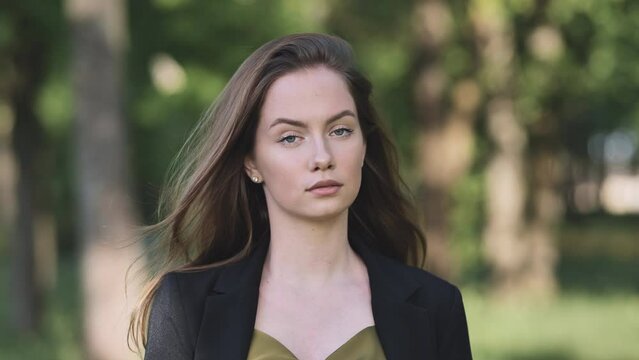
[3,0,637,248]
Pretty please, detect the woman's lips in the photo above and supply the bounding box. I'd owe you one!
[306,179,343,196]
[307,179,343,191]
[308,185,342,195]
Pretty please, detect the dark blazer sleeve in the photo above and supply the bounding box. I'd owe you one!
[145,273,192,360]
[438,286,472,359]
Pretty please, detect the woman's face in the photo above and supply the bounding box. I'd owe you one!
[245,66,366,222]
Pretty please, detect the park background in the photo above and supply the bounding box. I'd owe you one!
[1,0,638,359]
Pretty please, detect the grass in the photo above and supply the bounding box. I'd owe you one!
[464,289,639,360]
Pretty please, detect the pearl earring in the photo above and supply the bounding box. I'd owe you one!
[251,176,261,183]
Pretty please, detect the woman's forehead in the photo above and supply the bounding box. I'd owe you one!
[259,67,356,127]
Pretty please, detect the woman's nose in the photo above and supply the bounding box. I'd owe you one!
[309,137,334,171]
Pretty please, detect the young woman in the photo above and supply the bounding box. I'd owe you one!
[129,33,472,360]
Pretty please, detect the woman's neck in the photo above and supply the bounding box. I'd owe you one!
[262,211,362,291]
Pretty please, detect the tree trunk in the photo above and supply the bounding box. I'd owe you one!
[67,0,144,358]
[524,117,565,296]
[482,98,529,295]
[413,0,478,279]
[472,0,562,298]
[10,80,43,334]
[471,0,530,296]
[6,9,51,333]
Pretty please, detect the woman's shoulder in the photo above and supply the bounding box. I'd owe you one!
[374,253,470,345]
[373,251,465,310]
[407,262,462,298]
[154,265,226,313]
[147,266,228,353]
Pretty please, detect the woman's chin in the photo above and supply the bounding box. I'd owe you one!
[298,205,350,222]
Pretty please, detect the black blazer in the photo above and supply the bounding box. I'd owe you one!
[145,234,472,360]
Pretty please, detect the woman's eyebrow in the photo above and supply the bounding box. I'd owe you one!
[268,109,356,129]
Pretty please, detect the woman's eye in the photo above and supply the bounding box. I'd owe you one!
[332,128,353,137]
[278,135,299,144]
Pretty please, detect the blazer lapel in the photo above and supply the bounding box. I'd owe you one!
[194,237,269,360]
[350,237,435,360]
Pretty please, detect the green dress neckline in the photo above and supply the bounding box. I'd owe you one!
[248,325,386,359]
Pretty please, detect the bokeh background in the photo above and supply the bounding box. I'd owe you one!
[1,0,638,359]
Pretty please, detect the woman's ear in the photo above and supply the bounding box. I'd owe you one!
[244,155,262,182]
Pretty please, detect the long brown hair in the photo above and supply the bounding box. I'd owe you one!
[128,33,426,355]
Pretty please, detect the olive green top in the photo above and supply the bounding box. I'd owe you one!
[247,326,386,360]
